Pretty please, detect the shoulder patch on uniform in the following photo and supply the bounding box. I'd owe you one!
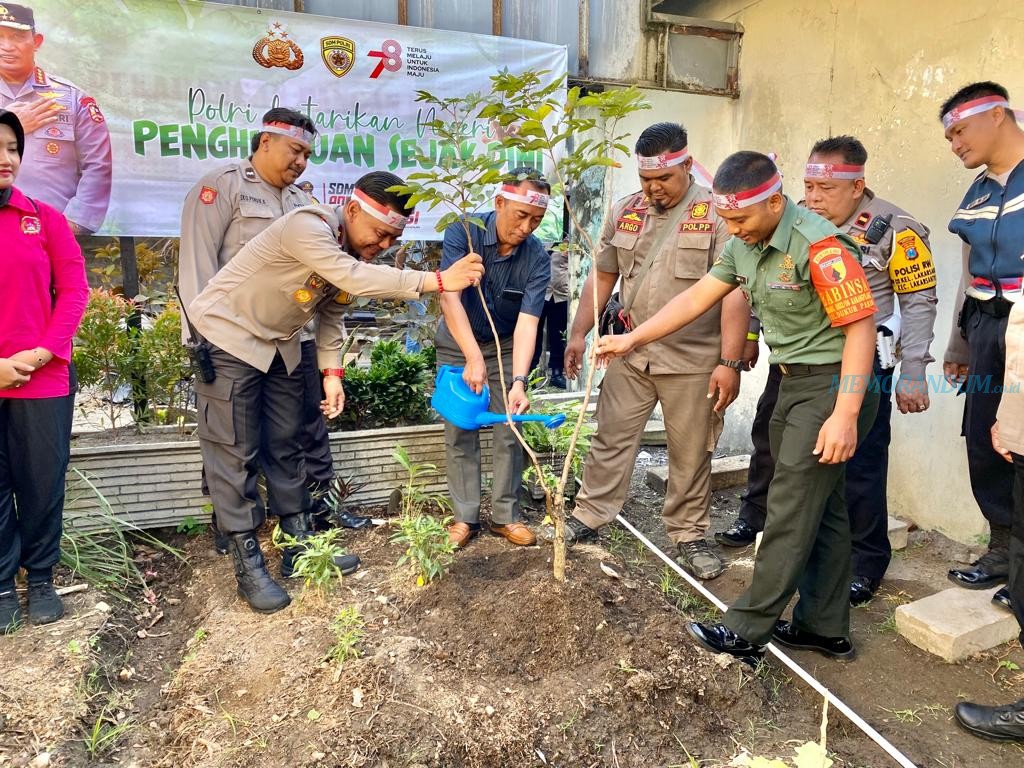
[889,228,936,294]
[853,211,871,229]
[243,166,259,182]
[199,186,218,205]
[79,96,104,124]
[808,236,877,326]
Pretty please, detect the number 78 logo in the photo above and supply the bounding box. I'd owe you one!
[368,40,403,78]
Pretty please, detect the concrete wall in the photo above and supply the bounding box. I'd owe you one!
[600,0,1024,543]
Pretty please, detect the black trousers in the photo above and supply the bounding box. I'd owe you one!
[963,306,1014,541]
[1010,454,1024,642]
[299,339,334,487]
[530,299,569,373]
[0,393,75,589]
[739,357,895,581]
[202,342,334,511]
[196,347,310,534]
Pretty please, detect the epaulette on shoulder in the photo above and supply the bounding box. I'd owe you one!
[44,73,81,91]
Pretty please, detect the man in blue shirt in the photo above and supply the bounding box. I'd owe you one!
[436,169,552,549]
[942,82,1024,605]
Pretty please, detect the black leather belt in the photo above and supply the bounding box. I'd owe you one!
[778,363,843,377]
[972,296,1014,318]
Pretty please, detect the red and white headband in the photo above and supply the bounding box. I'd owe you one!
[262,120,315,147]
[804,163,864,180]
[637,147,690,171]
[941,95,1013,130]
[352,187,408,230]
[712,172,783,210]
[497,183,550,209]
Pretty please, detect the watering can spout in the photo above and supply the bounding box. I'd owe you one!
[432,365,567,431]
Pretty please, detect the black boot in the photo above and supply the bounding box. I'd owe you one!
[0,589,22,635]
[228,532,291,614]
[279,512,361,579]
[549,369,567,390]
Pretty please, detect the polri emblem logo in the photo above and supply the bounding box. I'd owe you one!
[321,37,355,77]
[21,216,41,235]
[252,22,304,71]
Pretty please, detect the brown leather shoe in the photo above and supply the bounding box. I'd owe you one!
[488,521,537,546]
[448,521,480,549]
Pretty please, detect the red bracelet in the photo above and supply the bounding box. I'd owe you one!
[435,269,444,294]
[322,368,345,379]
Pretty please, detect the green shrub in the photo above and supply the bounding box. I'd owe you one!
[331,340,435,431]
[136,302,192,426]
[73,289,139,431]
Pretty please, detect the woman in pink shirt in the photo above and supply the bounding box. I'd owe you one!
[0,109,88,633]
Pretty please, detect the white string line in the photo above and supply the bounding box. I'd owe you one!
[614,514,920,768]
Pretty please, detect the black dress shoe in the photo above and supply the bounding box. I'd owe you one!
[714,518,758,548]
[334,510,373,530]
[686,621,764,665]
[771,620,855,661]
[955,699,1024,742]
[992,586,1013,612]
[849,576,880,607]
[948,548,1009,589]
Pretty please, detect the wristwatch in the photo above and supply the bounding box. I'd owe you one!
[512,375,530,387]
[719,358,744,371]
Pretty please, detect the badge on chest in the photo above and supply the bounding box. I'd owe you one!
[616,209,646,235]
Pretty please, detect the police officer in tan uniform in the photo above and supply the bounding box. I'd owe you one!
[718,136,937,605]
[0,3,111,233]
[559,122,750,580]
[180,109,370,552]
[188,182,484,614]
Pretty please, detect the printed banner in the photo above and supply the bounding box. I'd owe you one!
[3,0,567,237]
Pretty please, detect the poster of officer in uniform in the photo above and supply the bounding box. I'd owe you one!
[0,2,111,233]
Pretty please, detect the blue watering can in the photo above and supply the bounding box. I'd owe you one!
[432,365,567,431]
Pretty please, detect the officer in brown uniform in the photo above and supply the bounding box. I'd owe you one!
[560,122,749,580]
[188,184,484,613]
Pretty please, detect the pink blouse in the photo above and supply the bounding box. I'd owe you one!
[0,186,88,399]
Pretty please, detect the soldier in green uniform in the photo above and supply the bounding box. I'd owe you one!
[597,151,880,663]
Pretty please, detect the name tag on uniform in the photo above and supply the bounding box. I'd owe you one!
[679,221,713,233]
[767,282,801,291]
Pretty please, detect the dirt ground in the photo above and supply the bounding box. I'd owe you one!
[1,450,1022,768]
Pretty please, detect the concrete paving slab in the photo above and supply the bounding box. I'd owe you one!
[895,587,1018,662]
[646,454,751,494]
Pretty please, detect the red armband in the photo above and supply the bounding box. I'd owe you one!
[322,368,345,379]
[435,269,444,294]
[808,236,877,327]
